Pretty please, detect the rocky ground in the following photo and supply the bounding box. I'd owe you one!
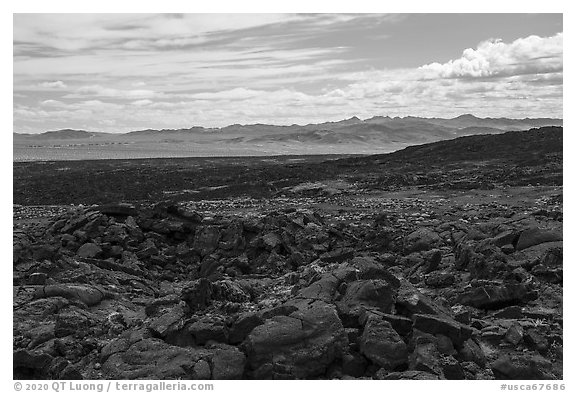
[13,127,563,380]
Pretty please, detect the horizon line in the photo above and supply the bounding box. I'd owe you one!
[13,113,564,135]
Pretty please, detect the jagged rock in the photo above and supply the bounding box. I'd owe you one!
[212,280,251,303]
[210,344,246,379]
[13,349,54,379]
[516,227,562,251]
[25,323,55,349]
[148,303,186,337]
[31,244,58,261]
[359,309,413,337]
[193,226,221,256]
[199,255,222,279]
[504,322,524,346]
[296,274,340,302]
[436,334,457,356]
[320,248,354,264]
[188,315,228,345]
[136,243,159,259]
[261,232,283,250]
[524,329,549,354]
[340,279,397,313]
[81,256,145,277]
[501,244,515,254]
[192,359,212,379]
[101,338,205,379]
[404,228,442,252]
[28,272,47,285]
[396,280,452,317]
[441,356,465,379]
[412,313,473,347]
[259,304,299,320]
[491,354,554,379]
[531,265,562,284]
[341,351,368,377]
[422,249,442,273]
[245,301,347,379]
[409,336,441,376]
[491,230,517,247]
[452,304,472,324]
[33,284,109,307]
[455,239,508,279]
[458,338,486,367]
[425,271,455,288]
[181,279,213,313]
[229,312,264,344]
[350,257,400,285]
[493,305,523,319]
[457,283,537,310]
[508,241,563,269]
[55,308,96,338]
[219,221,245,254]
[359,314,408,370]
[76,242,103,258]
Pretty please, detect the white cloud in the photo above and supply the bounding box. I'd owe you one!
[131,99,153,106]
[40,99,66,107]
[188,88,264,101]
[420,33,563,78]
[39,80,67,88]
[13,15,563,133]
[68,85,162,99]
[13,14,309,52]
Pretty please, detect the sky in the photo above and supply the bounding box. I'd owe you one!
[13,13,563,133]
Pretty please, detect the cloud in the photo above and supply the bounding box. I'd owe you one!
[67,85,162,99]
[131,99,153,106]
[420,33,563,79]
[39,80,67,88]
[18,64,562,133]
[13,15,563,133]
[40,99,65,107]
[14,14,393,53]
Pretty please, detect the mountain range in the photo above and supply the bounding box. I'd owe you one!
[13,114,563,161]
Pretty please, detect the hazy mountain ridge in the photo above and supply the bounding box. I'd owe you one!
[13,114,563,161]
[14,129,113,140]
[15,114,562,140]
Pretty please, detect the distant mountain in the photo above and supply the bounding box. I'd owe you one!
[13,115,563,161]
[14,129,111,140]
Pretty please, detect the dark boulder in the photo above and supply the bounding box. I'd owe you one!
[456,283,537,310]
[245,301,347,379]
[181,279,213,313]
[516,227,562,251]
[412,313,474,347]
[491,354,554,379]
[340,279,397,314]
[404,228,442,253]
[229,312,264,344]
[359,314,408,370]
[209,344,246,379]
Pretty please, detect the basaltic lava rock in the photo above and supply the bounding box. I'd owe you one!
[13,128,564,380]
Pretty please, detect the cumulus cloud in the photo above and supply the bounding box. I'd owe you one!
[420,33,563,78]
